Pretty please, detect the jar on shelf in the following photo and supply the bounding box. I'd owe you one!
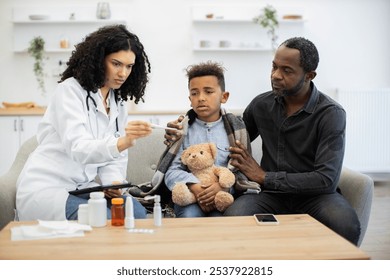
[96,2,111,19]
[59,36,69,49]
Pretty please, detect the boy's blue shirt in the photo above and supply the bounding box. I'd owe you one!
[164,116,230,191]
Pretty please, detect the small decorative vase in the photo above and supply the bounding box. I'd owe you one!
[96,2,111,19]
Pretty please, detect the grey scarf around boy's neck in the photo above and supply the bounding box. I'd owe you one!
[128,108,261,199]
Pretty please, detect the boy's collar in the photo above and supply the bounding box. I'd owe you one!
[187,108,224,125]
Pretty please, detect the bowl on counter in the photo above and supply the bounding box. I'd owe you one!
[29,15,50,20]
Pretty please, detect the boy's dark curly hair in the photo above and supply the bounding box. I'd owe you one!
[60,24,151,104]
[185,61,226,91]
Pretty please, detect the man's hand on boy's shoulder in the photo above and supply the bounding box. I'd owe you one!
[164,115,185,146]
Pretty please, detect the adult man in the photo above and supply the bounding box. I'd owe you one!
[226,37,360,245]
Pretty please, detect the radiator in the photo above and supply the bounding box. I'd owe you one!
[336,88,390,174]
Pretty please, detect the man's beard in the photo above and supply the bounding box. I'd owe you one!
[273,76,305,97]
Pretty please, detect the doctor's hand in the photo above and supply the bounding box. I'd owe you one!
[164,115,184,146]
[229,140,266,185]
[103,181,122,199]
[117,120,152,152]
[104,188,122,199]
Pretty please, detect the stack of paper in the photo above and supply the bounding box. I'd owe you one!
[11,220,92,241]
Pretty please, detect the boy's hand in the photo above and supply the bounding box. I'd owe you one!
[197,183,223,206]
[198,203,215,213]
[188,183,216,213]
[164,115,184,146]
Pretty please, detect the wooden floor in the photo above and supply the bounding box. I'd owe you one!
[360,180,390,260]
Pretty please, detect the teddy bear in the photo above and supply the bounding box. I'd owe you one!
[172,142,235,212]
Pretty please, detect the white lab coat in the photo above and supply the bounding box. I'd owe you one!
[16,77,128,221]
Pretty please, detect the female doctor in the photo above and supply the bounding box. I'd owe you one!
[16,25,152,221]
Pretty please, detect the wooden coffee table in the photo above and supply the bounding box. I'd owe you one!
[0,214,369,260]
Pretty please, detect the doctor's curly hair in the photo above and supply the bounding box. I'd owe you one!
[60,24,151,104]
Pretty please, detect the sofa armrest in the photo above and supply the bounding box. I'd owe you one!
[338,166,374,246]
[0,169,19,229]
[0,136,38,229]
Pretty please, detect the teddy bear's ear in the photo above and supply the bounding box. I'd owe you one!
[208,143,218,160]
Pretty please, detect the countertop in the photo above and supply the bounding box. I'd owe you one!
[0,107,46,116]
[0,107,187,116]
[0,107,243,116]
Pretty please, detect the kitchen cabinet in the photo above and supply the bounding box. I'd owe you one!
[0,116,41,175]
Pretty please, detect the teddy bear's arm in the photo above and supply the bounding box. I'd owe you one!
[213,167,236,189]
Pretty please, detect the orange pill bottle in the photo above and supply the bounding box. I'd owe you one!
[111,197,125,226]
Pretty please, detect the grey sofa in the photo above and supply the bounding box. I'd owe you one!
[0,129,374,246]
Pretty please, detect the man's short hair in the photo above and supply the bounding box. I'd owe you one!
[281,37,319,72]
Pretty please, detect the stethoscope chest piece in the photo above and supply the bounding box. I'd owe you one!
[86,91,120,139]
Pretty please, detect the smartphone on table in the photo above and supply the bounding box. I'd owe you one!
[253,214,279,225]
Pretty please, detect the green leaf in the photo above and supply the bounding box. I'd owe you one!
[27,36,46,95]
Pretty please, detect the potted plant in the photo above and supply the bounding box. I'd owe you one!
[253,5,279,51]
[27,36,46,95]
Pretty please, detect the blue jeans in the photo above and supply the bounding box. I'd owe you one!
[224,191,361,245]
[174,203,223,218]
[66,193,147,220]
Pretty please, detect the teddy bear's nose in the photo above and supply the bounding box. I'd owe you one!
[192,155,196,158]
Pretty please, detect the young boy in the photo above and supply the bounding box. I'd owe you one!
[154,61,260,217]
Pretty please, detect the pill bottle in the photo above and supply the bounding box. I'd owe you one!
[111,197,125,226]
[78,204,89,225]
[88,191,107,227]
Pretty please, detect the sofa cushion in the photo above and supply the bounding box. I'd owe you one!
[126,129,166,185]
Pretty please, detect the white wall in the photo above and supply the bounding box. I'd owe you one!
[0,0,389,112]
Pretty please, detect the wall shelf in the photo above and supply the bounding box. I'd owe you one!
[13,19,126,24]
[14,48,74,54]
[191,5,306,52]
[193,19,306,24]
[193,47,272,52]
[12,6,127,53]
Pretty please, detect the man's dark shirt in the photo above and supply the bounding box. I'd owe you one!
[243,82,346,194]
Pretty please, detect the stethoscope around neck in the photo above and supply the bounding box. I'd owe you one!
[86,91,121,138]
